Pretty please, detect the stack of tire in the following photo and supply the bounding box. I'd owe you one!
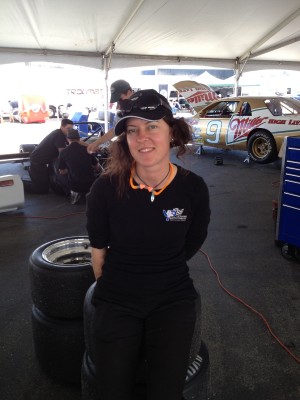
[81,282,210,400]
[19,143,37,170]
[29,236,95,383]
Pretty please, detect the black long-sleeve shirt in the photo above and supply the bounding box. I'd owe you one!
[30,129,67,164]
[86,165,210,304]
[58,142,98,192]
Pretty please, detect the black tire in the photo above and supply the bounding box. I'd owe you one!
[81,352,154,400]
[248,130,278,164]
[81,352,147,400]
[48,106,56,118]
[19,144,37,169]
[19,144,37,154]
[83,283,97,357]
[81,352,99,400]
[189,285,202,364]
[81,343,210,400]
[58,105,64,118]
[31,305,84,384]
[183,341,210,400]
[29,236,95,319]
[281,243,300,262]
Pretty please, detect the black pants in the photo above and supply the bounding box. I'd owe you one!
[29,161,50,194]
[92,297,196,400]
[29,159,68,195]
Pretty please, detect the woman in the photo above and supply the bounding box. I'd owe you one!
[86,89,210,400]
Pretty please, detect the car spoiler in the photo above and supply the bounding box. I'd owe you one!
[173,80,218,113]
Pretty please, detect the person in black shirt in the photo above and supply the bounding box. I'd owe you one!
[86,89,210,400]
[86,79,133,154]
[58,129,100,204]
[8,100,18,122]
[25,118,74,194]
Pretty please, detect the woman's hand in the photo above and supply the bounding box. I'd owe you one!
[91,247,107,279]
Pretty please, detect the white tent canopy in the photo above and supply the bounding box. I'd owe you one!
[194,71,230,86]
[0,0,300,76]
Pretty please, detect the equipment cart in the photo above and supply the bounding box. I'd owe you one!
[275,136,300,261]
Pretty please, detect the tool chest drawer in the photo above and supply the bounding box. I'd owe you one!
[276,137,300,248]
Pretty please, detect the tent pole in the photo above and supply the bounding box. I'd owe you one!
[234,57,249,96]
[102,44,115,133]
[102,54,111,132]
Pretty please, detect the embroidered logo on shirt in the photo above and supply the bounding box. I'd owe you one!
[163,208,187,222]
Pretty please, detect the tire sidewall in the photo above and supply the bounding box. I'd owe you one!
[81,344,210,400]
[19,144,37,154]
[30,236,92,273]
[32,305,85,384]
[248,131,277,164]
[29,236,95,319]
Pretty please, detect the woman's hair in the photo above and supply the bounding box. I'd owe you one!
[103,116,192,197]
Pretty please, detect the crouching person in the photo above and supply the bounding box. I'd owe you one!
[58,129,100,204]
[24,118,73,194]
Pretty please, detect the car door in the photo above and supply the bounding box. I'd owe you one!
[194,100,240,148]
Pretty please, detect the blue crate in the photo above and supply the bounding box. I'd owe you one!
[71,112,89,136]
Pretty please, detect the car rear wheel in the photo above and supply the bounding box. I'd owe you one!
[248,130,278,164]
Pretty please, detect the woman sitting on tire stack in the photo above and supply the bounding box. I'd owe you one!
[86,89,211,400]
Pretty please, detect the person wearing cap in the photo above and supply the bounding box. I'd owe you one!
[58,129,100,204]
[23,118,74,194]
[86,79,133,154]
[86,89,210,400]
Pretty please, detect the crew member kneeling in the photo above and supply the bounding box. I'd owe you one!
[58,129,100,204]
[26,118,74,194]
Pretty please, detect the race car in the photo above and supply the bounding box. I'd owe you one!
[174,81,300,164]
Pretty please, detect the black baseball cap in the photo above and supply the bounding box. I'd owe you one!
[110,79,131,103]
[114,89,173,136]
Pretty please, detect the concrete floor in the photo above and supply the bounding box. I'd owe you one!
[0,146,299,400]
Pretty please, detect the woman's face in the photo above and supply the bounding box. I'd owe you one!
[125,118,171,168]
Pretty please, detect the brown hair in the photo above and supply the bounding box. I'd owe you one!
[103,116,192,196]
